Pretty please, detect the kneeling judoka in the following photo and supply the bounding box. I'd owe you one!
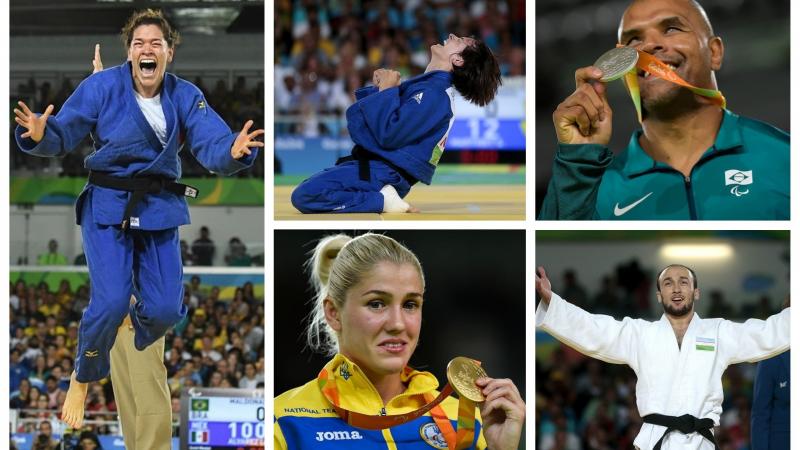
[535,265,789,450]
[13,9,263,428]
[290,34,502,214]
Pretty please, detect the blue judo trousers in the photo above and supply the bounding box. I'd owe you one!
[15,62,257,383]
[78,189,185,381]
[291,160,412,213]
[291,70,456,213]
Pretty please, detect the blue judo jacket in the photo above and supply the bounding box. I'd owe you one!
[751,350,790,450]
[15,61,257,230]
[345,70,455,184]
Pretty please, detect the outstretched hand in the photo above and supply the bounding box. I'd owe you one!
[92,43,103,73]
[536,266,553,305]
[476,377,525,450]
[231,120,265,159]
[14,101,53,143]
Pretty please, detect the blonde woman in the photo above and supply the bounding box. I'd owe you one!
[275,233,524,449]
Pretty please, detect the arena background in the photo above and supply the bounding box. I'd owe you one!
[274,230,526,448]
[535,230,789,448]
[9,2,265,449]
[535,0,790,215]
[274,0,526,219]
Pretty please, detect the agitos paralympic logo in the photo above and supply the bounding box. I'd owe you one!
[724,169,753,197]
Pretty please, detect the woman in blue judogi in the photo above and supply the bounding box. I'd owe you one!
[290,34,501,214]
[13,9,263,428]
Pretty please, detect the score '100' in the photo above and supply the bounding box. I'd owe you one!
[228,422,265,440]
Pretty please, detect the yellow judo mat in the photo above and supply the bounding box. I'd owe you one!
[274,184,525,220]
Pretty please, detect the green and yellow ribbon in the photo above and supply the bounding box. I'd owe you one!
[617,46,726,122]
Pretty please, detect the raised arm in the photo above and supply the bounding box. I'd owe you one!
[182,86,261,176]
[93,43,103,73]
[538,65,617,220]
[14,74,100,157]
[536,266,639,365]
[14,101,54,145]
[350,74,451,149]
[720,308,789,365]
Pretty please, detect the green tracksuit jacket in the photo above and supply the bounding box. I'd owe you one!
[539,110,789,220]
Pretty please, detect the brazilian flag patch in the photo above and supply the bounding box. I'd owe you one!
[191,399,210,411]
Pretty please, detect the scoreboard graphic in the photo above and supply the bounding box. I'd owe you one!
[181,388,265,450]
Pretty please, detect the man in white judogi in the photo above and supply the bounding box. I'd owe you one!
[535,265,789,449]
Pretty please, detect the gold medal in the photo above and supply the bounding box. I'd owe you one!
[446,357,487,402]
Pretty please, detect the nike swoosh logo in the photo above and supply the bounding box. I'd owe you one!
[614,192,653,216]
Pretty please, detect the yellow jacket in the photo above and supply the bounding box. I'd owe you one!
[274,354,487,449]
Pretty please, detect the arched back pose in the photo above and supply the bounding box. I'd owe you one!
[291,35,501,214]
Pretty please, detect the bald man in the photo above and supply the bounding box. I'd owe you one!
[539,0,789,220]
[536,264,790,449]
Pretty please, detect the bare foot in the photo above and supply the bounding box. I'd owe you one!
[62,371,88,428]
[407,205,420,213]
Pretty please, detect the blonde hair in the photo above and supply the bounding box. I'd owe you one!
[305,233,424,356]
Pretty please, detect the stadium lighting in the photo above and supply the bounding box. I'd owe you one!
[660,243,733,259]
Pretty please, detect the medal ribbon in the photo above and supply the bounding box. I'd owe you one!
[616,46,726,122]
[318,363,479,450]
[424,391,477,450]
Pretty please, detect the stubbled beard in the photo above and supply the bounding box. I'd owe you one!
[662,298,693,317]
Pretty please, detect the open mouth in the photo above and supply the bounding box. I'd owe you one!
[378,340,407,354]
[638,61,679,80]
[671,296,684,303]
[139,59,157,76]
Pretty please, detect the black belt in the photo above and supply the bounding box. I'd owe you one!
[642,414,718,449]
[88,171,199,229]
[335,144,417,185]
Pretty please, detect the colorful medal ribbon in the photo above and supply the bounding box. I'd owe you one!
[318,361,479,450]
[617,45,726,122]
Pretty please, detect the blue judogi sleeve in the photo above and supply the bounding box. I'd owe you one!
[178,84,258,176]
[351,84,451,150]
[354,86,378,100]
[15,76,101,157]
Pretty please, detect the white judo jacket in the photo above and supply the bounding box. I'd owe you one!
[536,293,790,450]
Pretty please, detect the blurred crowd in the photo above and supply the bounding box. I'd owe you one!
[21,226,263,267]
[536,265,785,449]
[9,275,265,445]
[182,226,264,267]
[536,346,763,450]
[275,0,526,136]
[10,74,265,178]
